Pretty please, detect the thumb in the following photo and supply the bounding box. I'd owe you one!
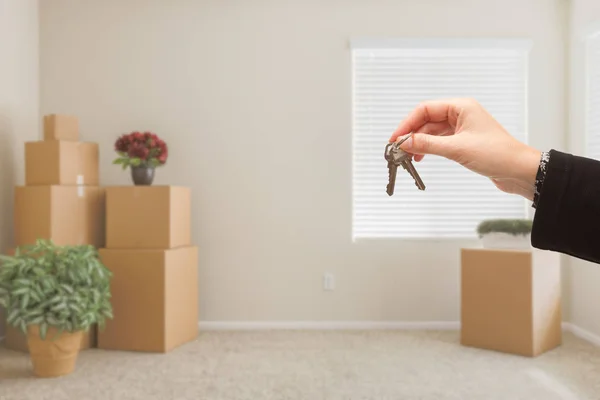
[398,133,455,158]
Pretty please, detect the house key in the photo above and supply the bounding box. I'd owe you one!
[384,135,426,195]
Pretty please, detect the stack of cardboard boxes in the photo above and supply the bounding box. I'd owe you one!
[3,116,199,354]
[97,186,199,353]
[4,114,105,352]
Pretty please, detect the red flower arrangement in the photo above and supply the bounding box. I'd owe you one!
[113,131,168,170]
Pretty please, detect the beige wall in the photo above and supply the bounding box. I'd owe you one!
[567,0,600,337]
[0,0,40,336]
[39,0,568,323]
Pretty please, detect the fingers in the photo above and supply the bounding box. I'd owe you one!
[414,121,454,136]
[398,132,456,158]
[389,98,473,142]
[398,120,453,163]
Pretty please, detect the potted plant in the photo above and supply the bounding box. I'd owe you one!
[113,131,168,185]
[0,239,113,378]
[476,218,533,250]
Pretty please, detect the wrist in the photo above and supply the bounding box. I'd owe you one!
[511,145,542,201]
[514,145,541,183]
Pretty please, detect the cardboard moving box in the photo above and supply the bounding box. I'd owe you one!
[460,248,562,357]
[106,186,191,249]
[14,186,105,247]
[97,246,199,353]
[25,141,99,185]
[43,114,79,141]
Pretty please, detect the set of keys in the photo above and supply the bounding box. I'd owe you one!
[384,134,426,196]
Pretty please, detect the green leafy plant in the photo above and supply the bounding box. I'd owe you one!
[476,218,533,238]
[0,239,113,340]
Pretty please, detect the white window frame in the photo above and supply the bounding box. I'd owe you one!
[350,38,532,241]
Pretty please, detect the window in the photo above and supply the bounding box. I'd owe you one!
[585,31,600,160]
[351,39,531,239]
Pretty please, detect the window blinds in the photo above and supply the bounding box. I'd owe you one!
[586,32,600,160]
[351,39,531,239]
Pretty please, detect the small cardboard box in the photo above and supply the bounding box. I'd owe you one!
[97,246,199,352]
[43,114,79,141]
[25,141,99,186]
[460,248,562,357]
[1,248,96,352]
[105,186,191,249]
[14,186,105,247]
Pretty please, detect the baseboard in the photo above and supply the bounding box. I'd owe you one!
[198,321,599,346]
[199,321,460,331]
[562,322,600,346]
[0,322,595,345]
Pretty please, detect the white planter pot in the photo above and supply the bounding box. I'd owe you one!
[480,232,531,250]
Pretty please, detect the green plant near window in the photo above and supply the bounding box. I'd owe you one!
[0,239,114,340]
[476,218,533,238]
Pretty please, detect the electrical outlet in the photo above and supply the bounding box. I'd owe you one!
[323,273,335,291]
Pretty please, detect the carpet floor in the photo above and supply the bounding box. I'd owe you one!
[1,330,600,400]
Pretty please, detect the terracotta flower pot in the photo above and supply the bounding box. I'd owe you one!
[27,325,83,378]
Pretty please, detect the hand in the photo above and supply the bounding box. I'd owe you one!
[389,98,542,200]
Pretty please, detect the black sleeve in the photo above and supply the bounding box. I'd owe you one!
[531,149,600,264]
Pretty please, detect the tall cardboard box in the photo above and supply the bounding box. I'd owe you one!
[25,141,99,185]
[14,186,105,248]
[97,246,199,352]
[4,115,104,353]
[105,186,191,249]
[460,248,562,357]
[1,248,97,352]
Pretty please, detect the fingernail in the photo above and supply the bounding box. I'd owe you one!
[399,135,413,149]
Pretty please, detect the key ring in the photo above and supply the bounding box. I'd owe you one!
[395,134,412,147]
[384,134,412,160]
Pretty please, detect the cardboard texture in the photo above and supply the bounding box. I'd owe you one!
[14,186,105,247]
[106,186,191,249]
[460,248,562,357]
[1,248,97,352]
[25,141,99,185]
[43,114,79,141]
[97,246,199,353]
